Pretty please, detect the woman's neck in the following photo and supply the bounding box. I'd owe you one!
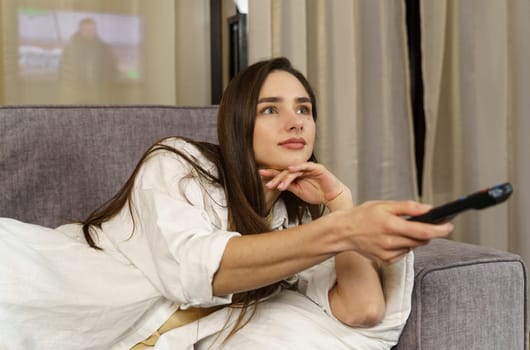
[263,186,281,215]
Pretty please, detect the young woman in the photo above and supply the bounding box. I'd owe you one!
[0,57,452,349]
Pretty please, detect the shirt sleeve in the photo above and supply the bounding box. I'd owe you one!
[354,251,414,346]
[296,257,337,317]
[287,210,337,317]
[296,250,414,349]
[295,251,414,348]
[109,139,240,308]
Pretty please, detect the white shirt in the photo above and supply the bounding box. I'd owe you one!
[0,138,414,349]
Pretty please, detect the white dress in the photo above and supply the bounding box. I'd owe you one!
[0,138,414,349]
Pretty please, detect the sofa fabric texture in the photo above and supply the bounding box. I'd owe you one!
[1,105,527,349]
[1,105,217,227]
[396,239,527,349]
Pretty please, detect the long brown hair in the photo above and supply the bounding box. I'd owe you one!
[214,57,322,337]
[81,57,322,337]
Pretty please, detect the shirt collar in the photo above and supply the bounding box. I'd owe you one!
[270,199,289,230]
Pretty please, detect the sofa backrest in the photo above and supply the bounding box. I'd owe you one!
[0,105,218,227]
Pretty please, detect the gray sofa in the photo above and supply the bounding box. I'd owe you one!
[1,105,527,349]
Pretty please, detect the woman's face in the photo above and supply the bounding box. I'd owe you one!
[253,70,316,170]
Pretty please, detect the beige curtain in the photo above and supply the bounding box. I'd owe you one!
[248,0,418,203]
[0,0,210,106]
[421,0,530,263]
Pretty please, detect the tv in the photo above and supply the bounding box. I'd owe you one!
[17,7,143,82]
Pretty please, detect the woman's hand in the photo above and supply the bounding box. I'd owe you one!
[258,163,453,264]
[332,200,454,264]
[259,162,351,210]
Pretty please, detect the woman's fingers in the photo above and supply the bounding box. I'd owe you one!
[356,230,438,265]
[374,200,432,217]
[363,200,453,240]
[259,169,285,189]
[287,162,322,173]
[260,169,303,190]
[341,201,455,264]
[390,215,454,241]
[260,162,325,183]
[260,167,319,192]
[260,162,343,201]
[277,172,306,191]
[258,168,281,179]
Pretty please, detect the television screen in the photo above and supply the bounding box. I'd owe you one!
[17,7,143,82]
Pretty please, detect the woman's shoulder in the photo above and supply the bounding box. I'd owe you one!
[157,136,203,156]
[138,137,220,184]
[152,137,215,167]
[135,137,225,213]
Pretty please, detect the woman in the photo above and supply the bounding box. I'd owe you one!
[0,57,452,349]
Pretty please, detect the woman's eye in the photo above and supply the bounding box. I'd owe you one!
[261,106,276,115]
[297,105,312,115]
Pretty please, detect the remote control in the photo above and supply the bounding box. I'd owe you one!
[408,182,513,224]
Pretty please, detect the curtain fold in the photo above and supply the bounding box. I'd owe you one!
[421,0,530,263]
[509,0,530,265]
[248,0,418,203]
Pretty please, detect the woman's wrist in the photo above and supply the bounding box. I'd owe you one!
[324,187,354,212]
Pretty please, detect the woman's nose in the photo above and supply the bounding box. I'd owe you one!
[286,112,304,131]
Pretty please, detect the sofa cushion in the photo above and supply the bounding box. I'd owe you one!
[0,105,218,227]
[394,238,528,349]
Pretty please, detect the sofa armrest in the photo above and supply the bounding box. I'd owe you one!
[393,239,528,350]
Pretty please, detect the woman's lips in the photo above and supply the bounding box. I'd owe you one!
[279,138,306,150]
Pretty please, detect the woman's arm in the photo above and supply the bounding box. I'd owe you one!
[325,187,385,327]
[330,252,385,327]
[213,198,447,299]
[213,163,452,303]
[212,213,340,296]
